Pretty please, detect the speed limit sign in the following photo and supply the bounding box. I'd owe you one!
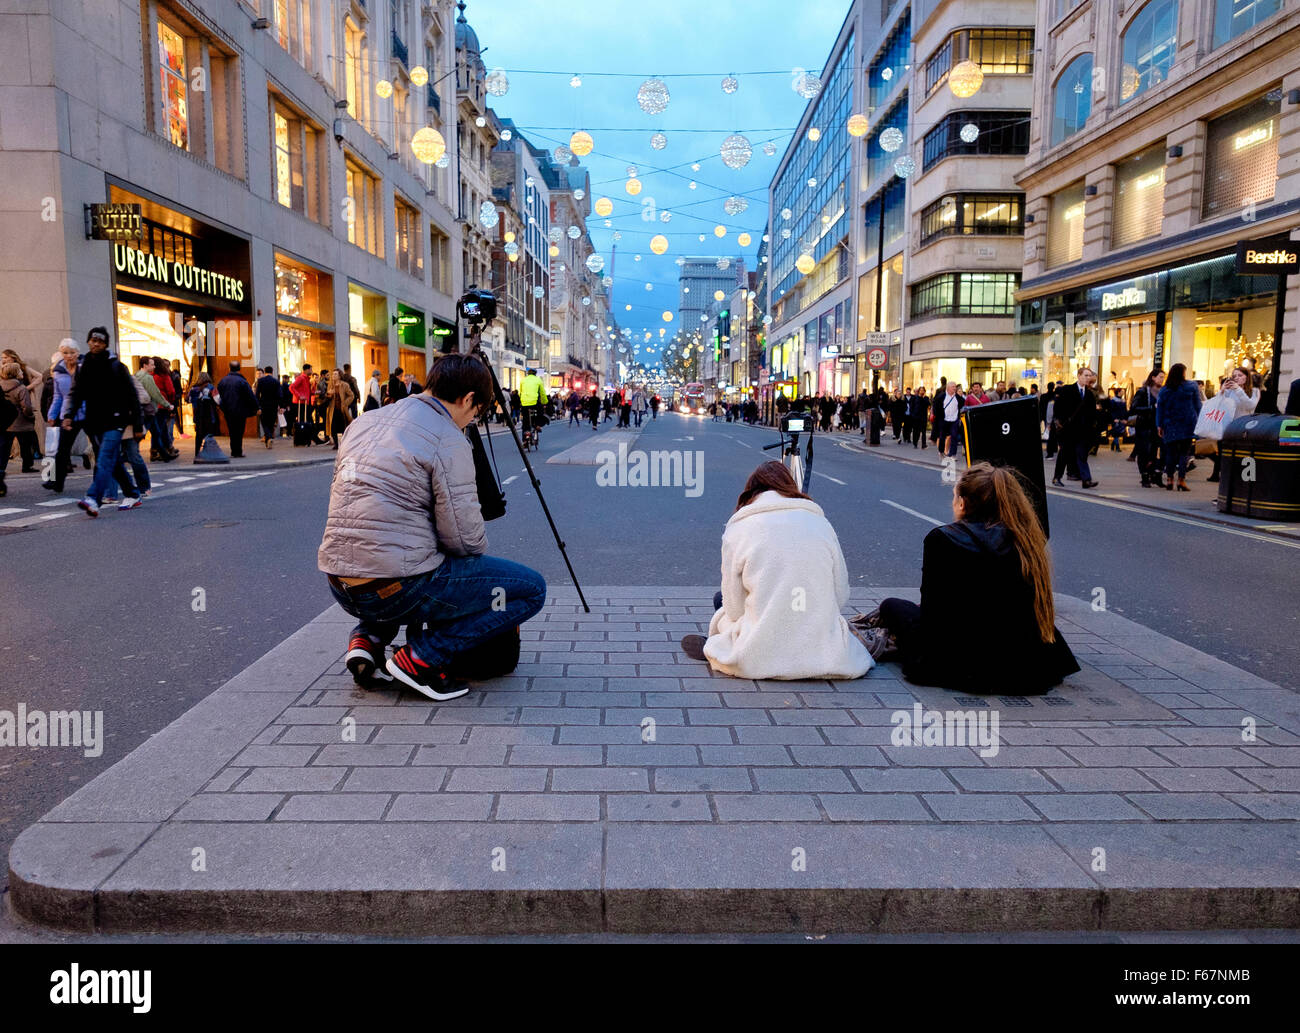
[866,347,888,369]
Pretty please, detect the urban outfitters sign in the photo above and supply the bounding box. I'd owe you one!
[112,243,246,303]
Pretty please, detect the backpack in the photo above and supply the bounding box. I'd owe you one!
[448,625,521,680]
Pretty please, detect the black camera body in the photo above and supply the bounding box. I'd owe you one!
[781,411,811,435]
[457,287,497,326]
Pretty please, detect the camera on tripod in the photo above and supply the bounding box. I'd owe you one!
[457,287,497,328]
[780,411,810,436]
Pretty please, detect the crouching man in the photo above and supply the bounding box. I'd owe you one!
[318,353,546,700]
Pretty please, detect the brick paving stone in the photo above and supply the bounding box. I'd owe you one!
[1151,747,1265,767]
[923,794,1040,821]
[1235,768,1300,792]
[879,745,985,767]
[607,794,711,821]
[414,745,508,766]
[1078,727,1184,747]
[798,692,891,709]
[822,726,897,745]
[1164,728,1261,746]
[1026,794,1146,821]
[1242,747,1300,766]
[980,746,1076,767]
[232,745,320,767]
[712,794,821,821]
[653,768,754,792]
[313,744,415,766]
[550,768,649,792]
[445,767,547,793]
[818,795,932,822]
[429,706,519,725]
[788,746,886,766]
[679,677,736,692]
[606,744,699,766]
[753,768,856,793]
[563,692,643,709]
[736,726,825,744]
[951,769,1058,793]
[202,767,248,793]
[604,708,686,726]
[527,677,608,694]
[687,709,774,725]
[495,795,601,821]
[347,706,434,725]
[277,725,376,745]
[1139,768,1259,793]
[176,795,281,821]
[565,664,638,678]
[1061,746,1172,767]
[277,707,352,725]
[646,692,723,708]
[1042,768,1163,792]
[507,745,604,766]
[520,707,602,725]
[1126,793,1255,820]
[1224,793,1300,820]
[482,693,563,708]
[560,726,732,745]
[276,794,390,821]
[341,768,448,793]
[699,745,793,766]
[849,768,957,793]
[466,727,554,745]
[385,794,494,821]
[236,768,347,793]
[770,709,858,726]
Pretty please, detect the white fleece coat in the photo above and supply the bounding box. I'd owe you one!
[704,491,873,680]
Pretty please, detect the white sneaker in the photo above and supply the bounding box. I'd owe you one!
[118,497,142,510]
[77,497,99,518]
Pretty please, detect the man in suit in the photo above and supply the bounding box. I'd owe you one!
[217,361,259,458]
[1051,367,1099,488]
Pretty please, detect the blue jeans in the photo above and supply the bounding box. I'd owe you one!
[119,435,151,492]
[151,411,174,454]
[87,429,138,504]
[328,554,547,668]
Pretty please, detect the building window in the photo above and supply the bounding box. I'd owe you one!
[430,225,451,294]
[1053,0,1087,20]
[867,98,909,182]
[1051,55,1093,146]
[158,20,189,150]
[910,273,1020,319]
[1213,0,1281,48]
[919,193,1024,245]
[270,99,324,222]
[1119,0,1178,105]
[345,156,383,257]
[1112,145,1165,247]
[924,29,1033,97]
[868,11,911,109]
[344,18,371,129]
[1047,182,1086,267]
[922,110,1030,171]
[1201,90,1281,220]
[273,0,312,69]
[395,198,423,277]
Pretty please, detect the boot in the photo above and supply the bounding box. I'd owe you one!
[1177,477,1189,492]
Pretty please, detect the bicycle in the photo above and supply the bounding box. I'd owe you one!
[762,410,815,494]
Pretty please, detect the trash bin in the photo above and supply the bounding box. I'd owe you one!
[1217,413,1300,520]
[960,395,1050,537]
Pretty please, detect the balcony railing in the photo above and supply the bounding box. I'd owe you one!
[391,30,408,67]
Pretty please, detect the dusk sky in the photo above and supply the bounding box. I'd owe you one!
[464,0,849,345]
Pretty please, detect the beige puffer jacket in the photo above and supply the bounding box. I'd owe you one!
[317,393,486,578]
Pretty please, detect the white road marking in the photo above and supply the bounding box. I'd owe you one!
[165,475,195,482]
[35,498,77,507]
[503,475,518,485]
[881,499,943,526]
[192,472,224,478]
[734,439,753,449]
[34,512,71,522]
[0,507,27,517]
[813,471,846,485]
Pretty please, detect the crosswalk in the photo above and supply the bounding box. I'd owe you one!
[0,470,277,530]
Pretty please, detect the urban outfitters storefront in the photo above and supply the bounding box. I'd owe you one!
[1017,252,1281,397]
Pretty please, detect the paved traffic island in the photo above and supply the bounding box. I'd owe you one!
[10,587,1299,936]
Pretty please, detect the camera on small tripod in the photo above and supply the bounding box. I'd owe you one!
[457,287,497,337]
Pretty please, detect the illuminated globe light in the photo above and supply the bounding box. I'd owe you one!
[603,219,612,227]
[603,276,613,287]
[435,153,450,168]
[659,210,671,223]
[594,197,613,217]
[501,129,513,142]
[688,181,697,190]
[720,133,753,169]
[650,234,669,255]
[691,162,701,172]
[375,79,393,98]
[793,71,822,99]
[507,250,519,262]
[650,132,667,150]
[781,207,792,220]
[504,231,516,243]
[586,253,605,274]
[948,60,984,98]
[485,67,508,96]
[822,214,831,224]
[676,257,685,266]
[626,304,632,311]
[634,254,642,261]
[960,122,980,144]
[722,75,739,94]
[532,285,545,299]
[574,189,585,201]
[663,311,673,322]
[762,233,770,242]
[645,282,653,291]
[724,196,748,216]
[881,67,894,82]
[567,225,582,240]
[570,74,582,88]
[636,77,671,114]
[879,126,904,153]
[714,290,725,301]
[847,113,870,137]
[763,141,777,156]
[625,178,643,195]
[612,231,622,241]
[582,297,591,307]
[549,227,563,243]
[894,155,917,178]
[796,253,816,275]
[807,177,817,188]
[475,116,486,128]
[479,201,499,229]
[549,245,559,257]
[569,131,594,156]
[716,258,730,270]
[526,176,535,188]
[553,145,573,163]
[807,127,821,142]
[713,225,727,238]
[737,232,752,247]
[410,65,429,87]
[410,126,447,165]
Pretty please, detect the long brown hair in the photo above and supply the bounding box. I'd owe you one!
[735,461,812,511]
[956,462,1055,642]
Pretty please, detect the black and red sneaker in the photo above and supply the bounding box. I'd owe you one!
[386,645,469,701]
[345,634,393,686]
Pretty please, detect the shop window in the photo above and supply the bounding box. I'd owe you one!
[924,28,1034,97]
[151,12,242,178]
[430,225,451,294]
[1201,90,1281,220]
[910,273,1019,319]
[919,193,1024,245]
[1213,0,1281,48]
[1047,182,1086,268]
[922,110,1030,171]
[273,0,312,71]
[345,155,383,257]
[1051,55,1093,145]
[158,21,189,150]
[395,197,423,278]
[1112,145,1165,247]
[1119,0,1178,105]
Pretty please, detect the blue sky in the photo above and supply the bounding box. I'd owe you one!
[465,0,849,343]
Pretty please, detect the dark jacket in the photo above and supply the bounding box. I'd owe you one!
[1284,378,1300,417]
[65,350,140,435]
[387,374,408,404]
[1051,382,1096,440]
[906,392,929,420]
[1128,385,1158,431]
[255,373,281,413]
[906,521,1079,694]
[1155,380,1201,441]
[217,371,259,420]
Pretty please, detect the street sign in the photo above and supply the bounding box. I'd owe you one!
[1236,236,1298,276]
[866,346,889,369]
[865,332,890,348]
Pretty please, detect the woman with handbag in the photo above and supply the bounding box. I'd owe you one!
[324,370,355,449]
[1156,363,1201,492]
[188,371,220,461]
[1128,369,1164,487]
[1206,367,1258,483]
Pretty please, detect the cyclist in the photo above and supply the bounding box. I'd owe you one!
[519,367,548,447]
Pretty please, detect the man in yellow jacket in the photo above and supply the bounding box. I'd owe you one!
[519,367,547,440]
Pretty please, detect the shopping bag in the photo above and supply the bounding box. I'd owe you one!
[277,411,287,429]
[1193,393,1235,441]
[41,426,59,484]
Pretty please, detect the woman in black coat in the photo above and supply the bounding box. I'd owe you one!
[864,462,1079,695]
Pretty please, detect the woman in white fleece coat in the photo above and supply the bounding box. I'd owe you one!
[701,461,872,681]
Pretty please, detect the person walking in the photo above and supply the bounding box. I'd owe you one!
[363,369,382,413]
[631,385,648,427]
[1129,369,1164,487]
[1156,362,1202,492]
[44,340,85,494]
[324,369,354,448]
[188,371,221,460]
[62,326,142,516]
[386,368,407,406]
[341,364,361,421]
[0,361,36,496]
[290,364,317,445]
[650,393,660,419]
[587,390,601,429]
[217,361,259,459]
[907,386,929,449]
[255,366,281,448]
[939,381,963,457]
[1051,367,1100,489]
[135,356,176,461]
[163,359,184,438]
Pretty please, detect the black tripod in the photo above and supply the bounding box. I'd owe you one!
[463,322,590,613]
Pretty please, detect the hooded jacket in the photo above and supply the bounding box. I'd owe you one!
[904,520,1079,694]
[65,350,140,435]
[318,393,485,578]
[705,491,872,681]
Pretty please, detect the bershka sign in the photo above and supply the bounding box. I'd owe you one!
[112,243,246,302]
[1235,236,1299,276]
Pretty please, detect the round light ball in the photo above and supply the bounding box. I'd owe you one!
[570,131,594,156]
[847,113,869,137]
[375,79,393,99]
[625,178,642,195]
[410,126,446,165]
[650,235,669,255]
[948,60,984,98]
[796,253,816,275]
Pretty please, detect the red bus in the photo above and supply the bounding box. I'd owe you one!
[680,382,706,414]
